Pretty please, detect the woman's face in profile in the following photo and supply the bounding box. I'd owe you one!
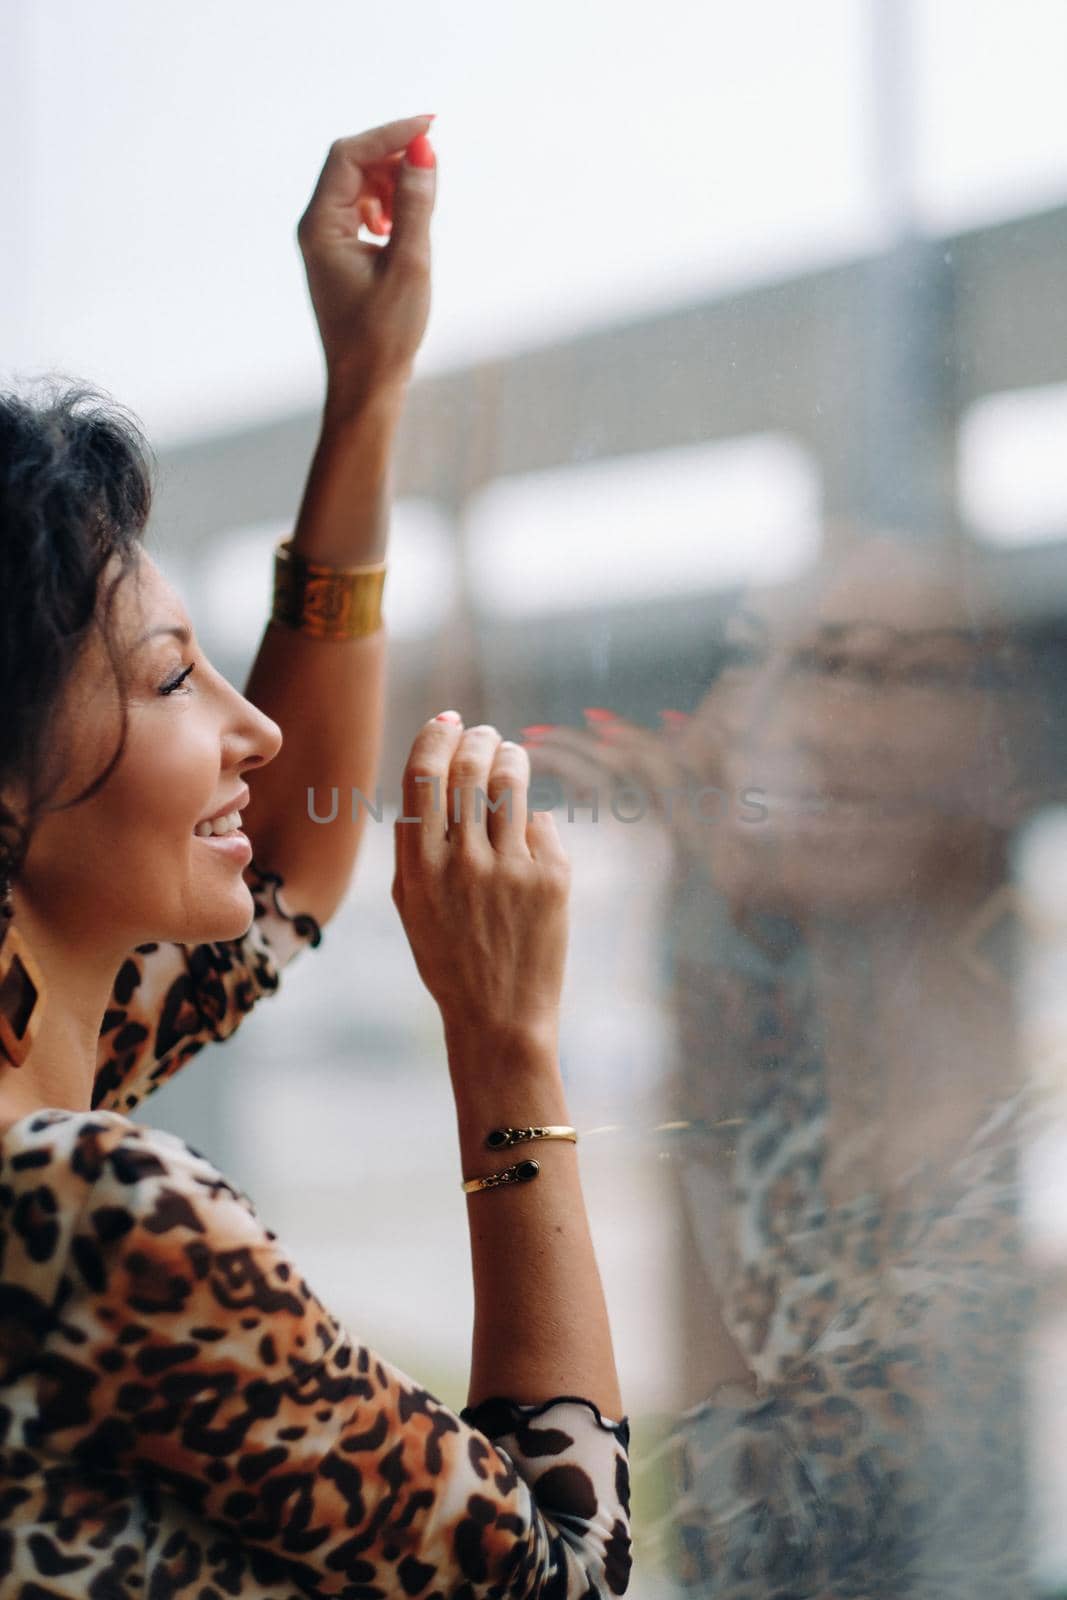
[8,552,284,953]
[682,537,1031,921]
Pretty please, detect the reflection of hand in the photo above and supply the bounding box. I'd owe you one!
[523,709,723,863]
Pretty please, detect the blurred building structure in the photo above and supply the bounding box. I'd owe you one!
[154,201,1067,755]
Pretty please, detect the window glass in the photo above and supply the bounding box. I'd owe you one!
[7,2,1067,1594]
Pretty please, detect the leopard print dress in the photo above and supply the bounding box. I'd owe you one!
[0,859,632,1599]
[661,935,1042,1599]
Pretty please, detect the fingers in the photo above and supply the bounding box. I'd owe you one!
[526,726,611,797]
[674,701,730,785]
[397,712,466,868]
[589,719,690,799]
[343,113,435,162]
[300,115,433,235]
[486,739,529,854]
[356,152,407,234]
[385,135,436,271]
[525,805,569,869]
[526,720,686,816]
[446,725,501,861]
[398,716,578,911]
[357,192,390,236]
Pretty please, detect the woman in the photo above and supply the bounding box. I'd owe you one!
[0,116,631,1599]
[528,533,1055,1596]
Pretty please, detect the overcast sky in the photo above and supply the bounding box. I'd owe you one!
[3,0,1067,450]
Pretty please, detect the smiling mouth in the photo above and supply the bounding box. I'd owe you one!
[747,789,936,823]
[758,789,872,813]
[193,810,244,838]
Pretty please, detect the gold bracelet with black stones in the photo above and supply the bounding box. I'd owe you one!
[462,1159,541,1195]
[483,1124,577,1151]
[461,1125,578,1194]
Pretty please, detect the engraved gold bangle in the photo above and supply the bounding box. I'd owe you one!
[271,536,386,641]
[483,1125,578,1151]
[461,1126,578,1194]
[462,1158,541,1194]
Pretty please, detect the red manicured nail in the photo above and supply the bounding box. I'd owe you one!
[406,134,436,169]
[435,709,462,723]
[583,707,619,722]
[659,710,692,726]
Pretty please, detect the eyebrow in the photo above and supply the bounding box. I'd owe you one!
[813,624,980,646]
[725,611,993,653]
[135,624,193,649]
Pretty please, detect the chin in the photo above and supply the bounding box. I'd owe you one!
[709,821,954,923]
[180,879,256,946]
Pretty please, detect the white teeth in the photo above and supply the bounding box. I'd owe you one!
[194,810,242,838]
[758,791,828,814]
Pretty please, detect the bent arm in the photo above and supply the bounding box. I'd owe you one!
[35,1112,631,1598]
[445,1018,625,1424]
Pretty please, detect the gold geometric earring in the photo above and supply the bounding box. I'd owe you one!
[0,875,46,1069]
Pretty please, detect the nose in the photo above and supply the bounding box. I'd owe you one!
[726,651,830,793]
[222,681,283,774]
[747,655,795,732]
[720,653,792,747]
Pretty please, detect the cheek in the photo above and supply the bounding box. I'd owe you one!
[117,716,220,837]
[812,695,989,793]
[893,706,994,795]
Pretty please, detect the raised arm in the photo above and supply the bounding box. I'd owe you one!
[236,115,436,929]
[94,117,437,1112]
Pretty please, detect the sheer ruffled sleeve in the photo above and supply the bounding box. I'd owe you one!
[26,1111,632,1599]
[93,856,323,1115]
[459,1394,632,1596]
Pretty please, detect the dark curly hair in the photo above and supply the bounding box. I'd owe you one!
[0,376,157,899]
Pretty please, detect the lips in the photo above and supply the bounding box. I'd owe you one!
[196,786,251,827]
[742,787,937,828]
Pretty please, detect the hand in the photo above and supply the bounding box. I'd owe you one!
[297,114,437,408]
[525,710,720,862]
[392,717,571,1044]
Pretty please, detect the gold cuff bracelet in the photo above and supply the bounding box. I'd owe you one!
[271,536,386,641]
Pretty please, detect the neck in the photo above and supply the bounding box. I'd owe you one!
[801,884,1020,1130]
[0,885,128,1124]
